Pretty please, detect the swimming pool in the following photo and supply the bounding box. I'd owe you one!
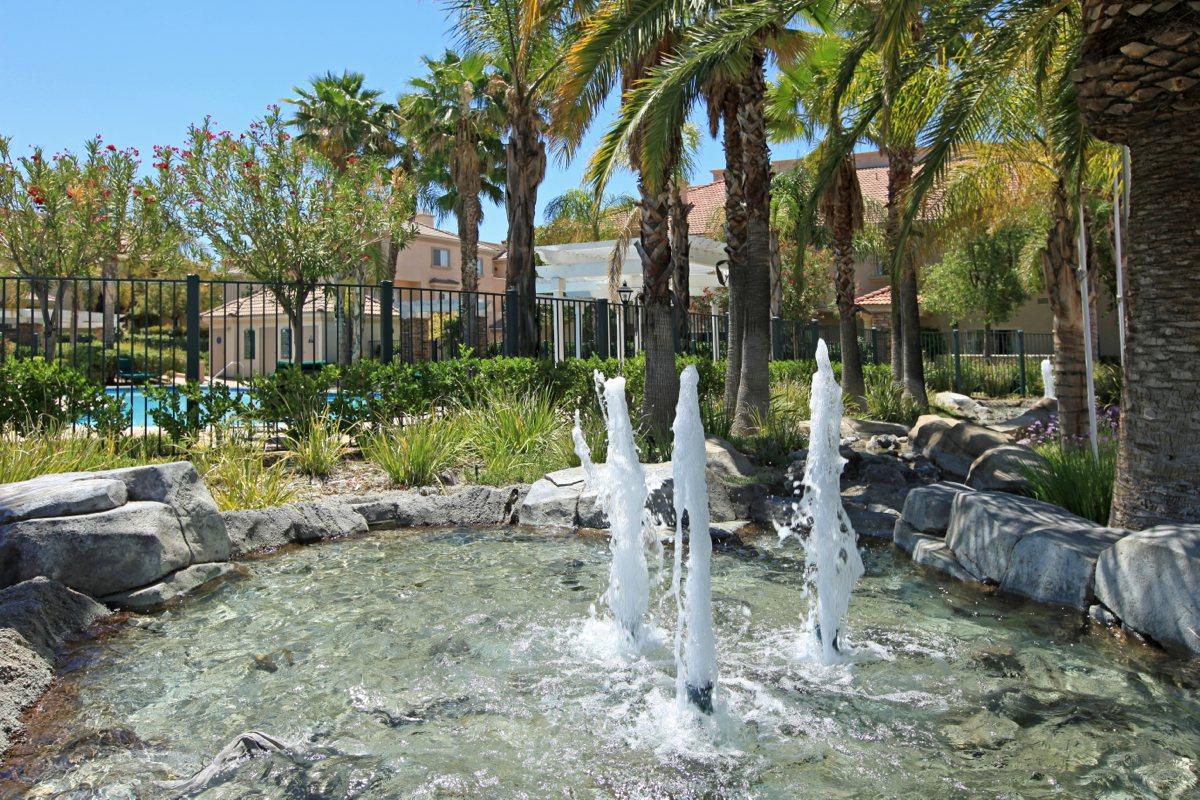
[103,385,345,430]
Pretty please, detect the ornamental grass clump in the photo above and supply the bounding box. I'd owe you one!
[192,440,300,511]
[1022,440,1117,525]
[460,390,574,484]
[287,413,349,478]
[0,428,164,484]
[362,414,467,488]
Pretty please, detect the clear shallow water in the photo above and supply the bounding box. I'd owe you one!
[10,529,1200,799]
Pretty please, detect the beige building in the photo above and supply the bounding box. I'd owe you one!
[395,212,507,295]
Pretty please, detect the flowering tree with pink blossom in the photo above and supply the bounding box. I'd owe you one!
[163,106,415,365]
[0,137,176,357]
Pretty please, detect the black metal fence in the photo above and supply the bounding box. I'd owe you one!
[0,273,1059,433]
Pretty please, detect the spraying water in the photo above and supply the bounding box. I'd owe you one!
[1041,358,1055,400]
[781,340,864,665]
[670,366,717,714]
[573,373,650,641]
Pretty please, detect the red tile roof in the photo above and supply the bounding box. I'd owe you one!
[855,286,893,306]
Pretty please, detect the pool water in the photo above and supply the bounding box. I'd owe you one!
[8,530,1200,799]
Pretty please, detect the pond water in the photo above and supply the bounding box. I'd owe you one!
[8,528,1200,799]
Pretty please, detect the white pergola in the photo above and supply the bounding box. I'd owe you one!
[534,235,728,299]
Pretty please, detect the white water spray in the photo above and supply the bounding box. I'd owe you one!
[573,373,650,641]
[671,366,717,713]
[1041,358,1055,400]
[781,340,864,664]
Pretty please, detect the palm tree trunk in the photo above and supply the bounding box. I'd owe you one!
[637,180,678,438]
[719,86,747,412]
[1108,124,1200,527]
[886,145,927,405]
[457,191,482,350]
[670,182,691,354]
[504,103,545,357]
[833,232,865,405]
[1041,179,1088,441]
[732,51,771,436]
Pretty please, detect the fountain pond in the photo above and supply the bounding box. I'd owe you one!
[6,526,1200,799]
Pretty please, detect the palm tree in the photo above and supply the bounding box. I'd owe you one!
[1074,1,1200,527]
[286,71,401,364]
[571,0,822,434]
[537,188,637,244]
[452,0,572,356]
[400,51,506,345]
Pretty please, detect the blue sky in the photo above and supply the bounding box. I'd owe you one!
[0,0,813,244]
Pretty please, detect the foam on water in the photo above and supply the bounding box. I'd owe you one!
[573,372,651,642]
[779,339,865,665]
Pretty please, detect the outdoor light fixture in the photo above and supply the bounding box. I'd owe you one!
[618,280,633,304]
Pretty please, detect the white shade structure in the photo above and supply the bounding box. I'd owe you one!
[535,236,728,298]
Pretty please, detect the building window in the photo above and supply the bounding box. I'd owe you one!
[280,327,292,360]
[243,328,256,360]
[476,256,484,277]
[432,247,451,269]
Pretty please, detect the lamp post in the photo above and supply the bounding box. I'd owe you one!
[616,280,632,363]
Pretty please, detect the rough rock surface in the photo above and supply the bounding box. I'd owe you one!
[992,397,1057,437]
[0,476,127,524]
[1001,527,1127,609]
[909,415,957,452]
[0,501,193,597]
[946,491,1098,582]
[704,437,756,480]
[935,391,984,419]
[966,445,1043,493]
[102,563,245,611]
[846,503,900,539]
[350,485,526,529]
[1094,525,1200,654]
[222,501,369,556]
[845,418,911,438]
[910,534,979,584]
[0,578,107,755]
[922,421,1011,480]
[96,462,229,563]
[897,482,973,535]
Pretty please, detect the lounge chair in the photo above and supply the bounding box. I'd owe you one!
[115,355,154,384]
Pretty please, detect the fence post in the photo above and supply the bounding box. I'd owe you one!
[185,274,200,383]
[808,319,820,359]
[379,280,393,364]
[503,288,518,357]
[952,323,963,393]
[593,299,609,359]
[770,316,782,360]
[1017,328,1027,396]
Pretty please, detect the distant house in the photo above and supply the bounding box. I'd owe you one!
[395,211,507,295]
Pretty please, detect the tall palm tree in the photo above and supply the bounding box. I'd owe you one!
[1074,1,1200,527]
[400,50,506,345]
[287,71,402,364]
[452,0,572,356]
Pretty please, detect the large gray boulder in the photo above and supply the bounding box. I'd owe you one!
[519,467,587,527]
[0,501,193,597]
[909,415,957,452]
[935,391,984,419]
[0,475,127,524]
[1001,527,1128,609]
[966,445,1044,493]
[0,577,108,662]
[910,534,980,584]
[0,578,107,755]
[945,491,1126,608]
[222,500,368,556]
[349,485,526,529]
[96,462,229,563]
[704,436,756,480]
[1095,525,1200,654]
[898,482,973,535]
[923,421,1011,479]
[102,562,244,611]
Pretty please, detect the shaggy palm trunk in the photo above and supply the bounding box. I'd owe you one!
[1075,0,1200,526]
[719,87,748,413]
[832,244,865,405]
[1041,181,1088,441]
[455,132,483,350]
[886,145,927,405]
[732,52,771,436]
[637,180,679,438]
[504,101,545,357]
[670,182,691,353]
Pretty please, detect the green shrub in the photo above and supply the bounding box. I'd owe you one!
[287,413,349,478]
[0,357,125,434]
[192,441,299,511]
[863,372,921,426]
[731,407,807,467]
[362,415,467,487]
[1094,362,1122,407]
[248,365,338,433]
[145,382,246,445]
[1023,440,1117,525]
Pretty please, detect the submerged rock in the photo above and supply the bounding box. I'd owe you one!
[157,730,290,794]
[944,711,1020,750]
[101,562,245,611]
